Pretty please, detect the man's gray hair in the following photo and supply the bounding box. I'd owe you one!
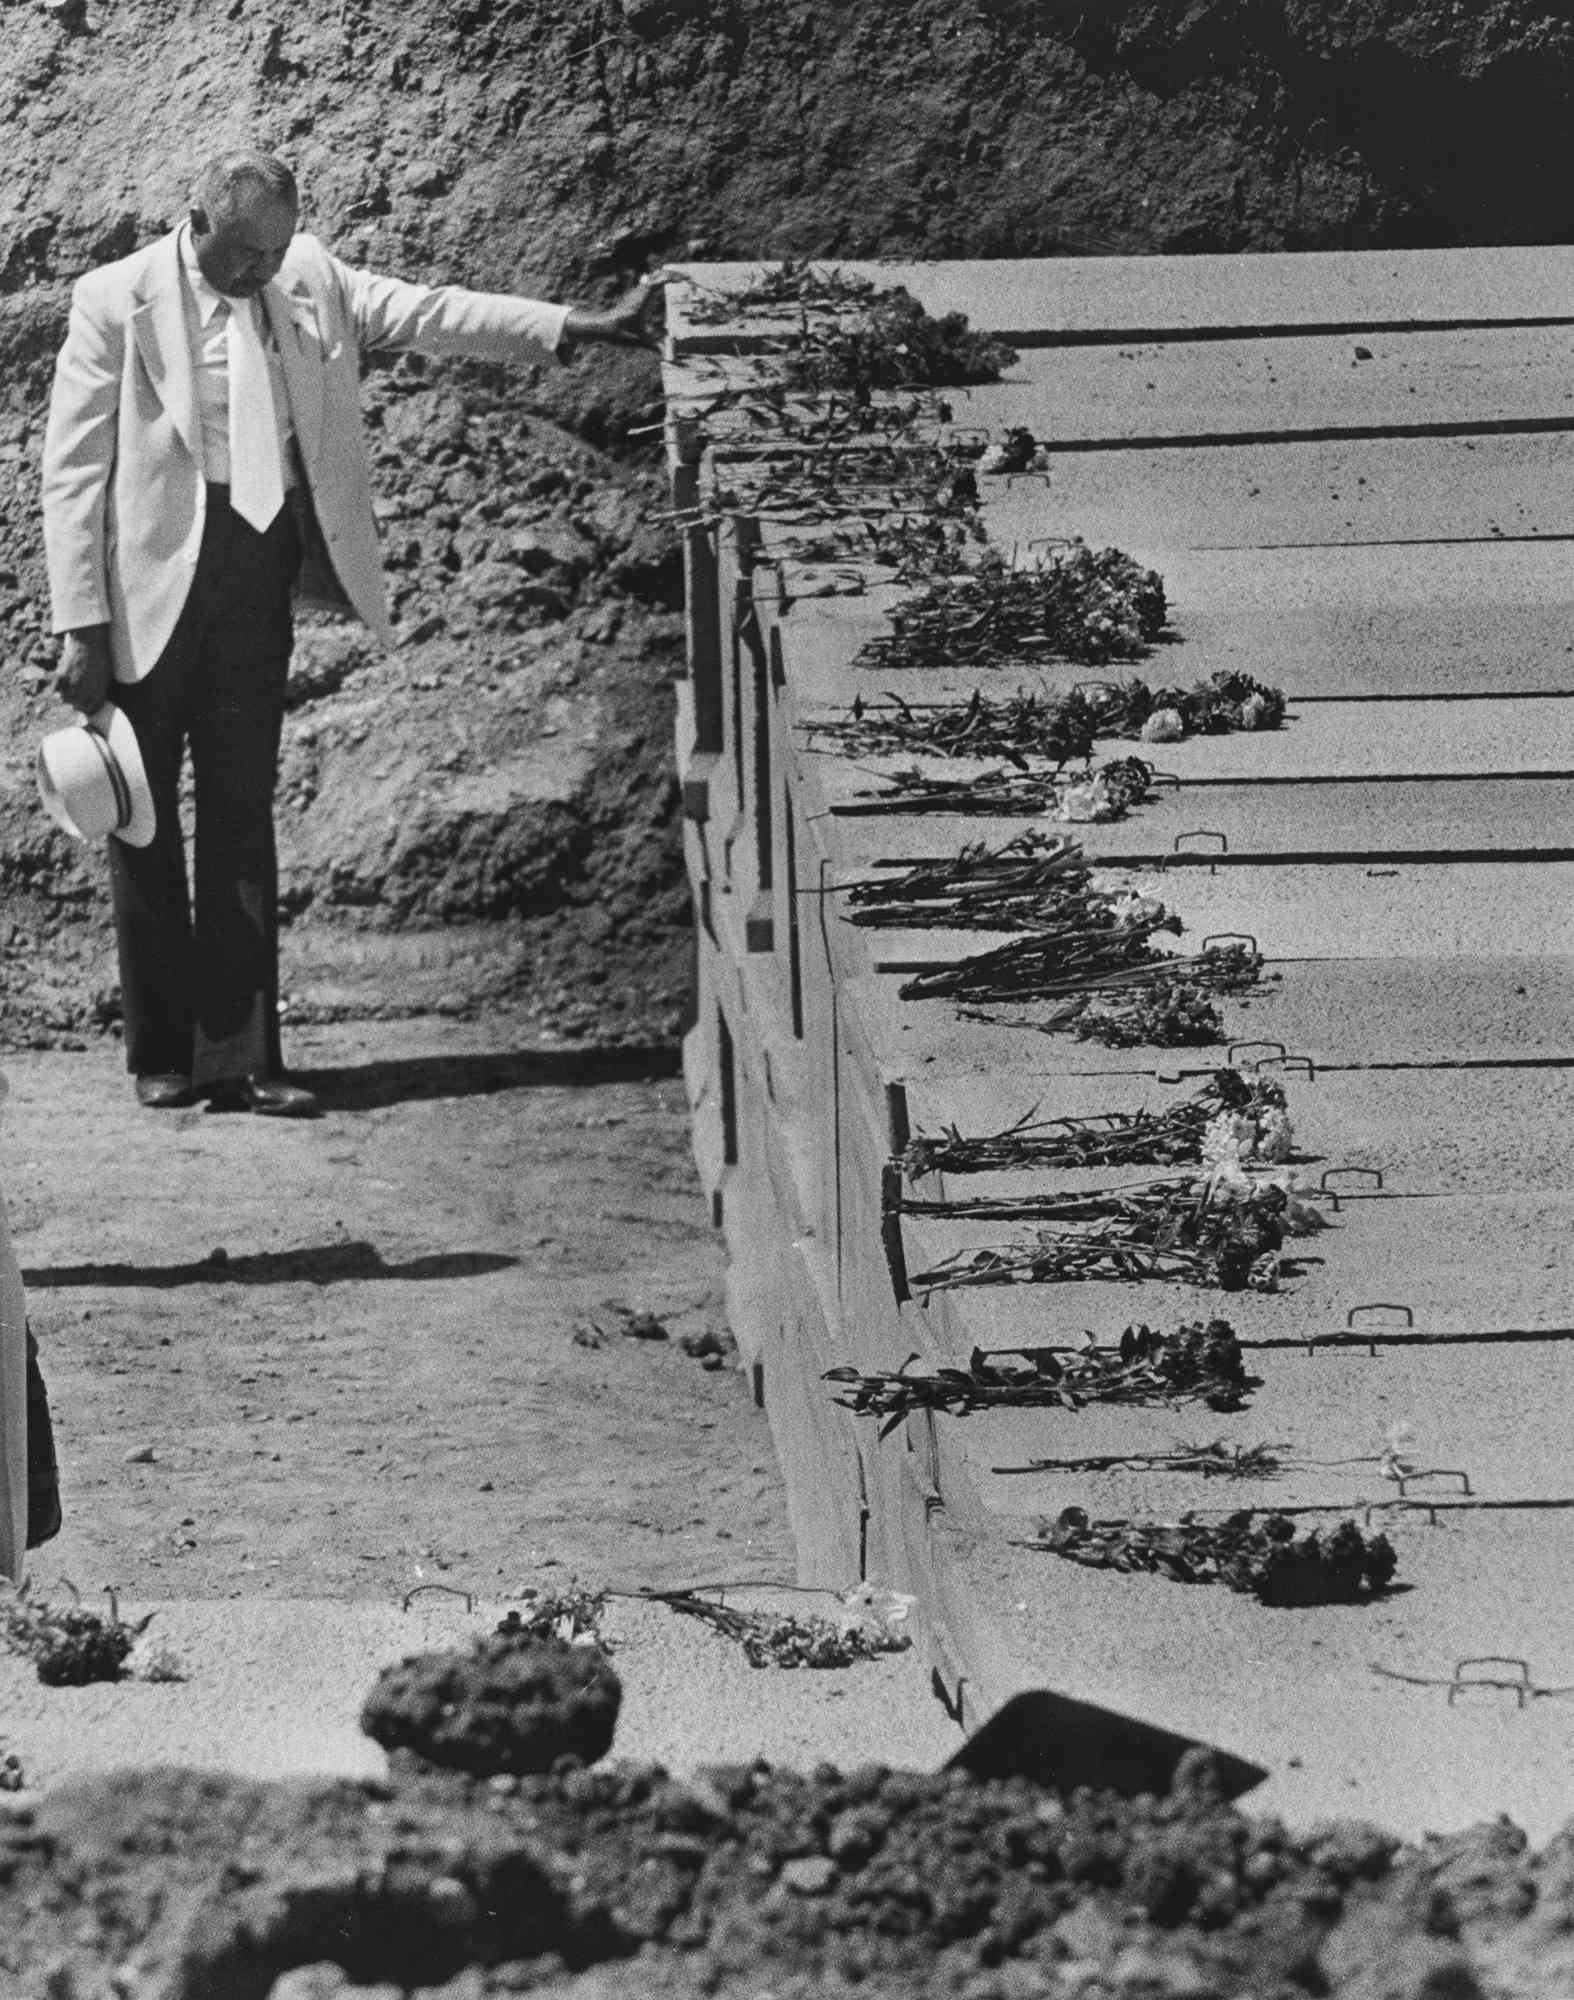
[192,151,298,224]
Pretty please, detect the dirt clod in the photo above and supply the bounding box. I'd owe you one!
[360,1631,623,1777]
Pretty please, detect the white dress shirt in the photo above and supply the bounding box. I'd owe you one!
[177,224,297,488]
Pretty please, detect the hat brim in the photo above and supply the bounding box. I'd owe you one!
[89,702,156,848]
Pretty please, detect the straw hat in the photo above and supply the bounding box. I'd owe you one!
[36,704,155,848]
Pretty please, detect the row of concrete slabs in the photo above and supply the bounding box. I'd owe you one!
[662,249,1574,1838]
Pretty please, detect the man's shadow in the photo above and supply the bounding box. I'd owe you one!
[289,1044,681,1113]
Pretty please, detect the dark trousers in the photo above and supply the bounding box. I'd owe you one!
[109,488,300,1084]
[25,1326,59,1549]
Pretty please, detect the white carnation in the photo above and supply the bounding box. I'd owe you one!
[1253,1106,1295,1162]
[1201,1111,1253,1165]
[1139,707,1186,743]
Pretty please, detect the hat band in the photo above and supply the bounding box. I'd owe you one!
[83,724,134,833]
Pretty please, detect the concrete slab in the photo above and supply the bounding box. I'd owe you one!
[777,603,1574,771]
[796,698,1574,781]
[941,329,1574,444]
[899,1187,1574,1340]
[674,327,1574,453]
[832,864,1574,968]
[974,1519,1574,1844]
[1088,859,1574,959]
[935,1339,1574,1521]
[787,647,1573,715]
[666,248,1574,348]
[765,540,1574,702]
[898,1065,1574,1198]
[841,955,1574,1076]
[982,433,1574,550]
[826,777,1574,863]
[1126,540,1574,699]
[872,1448,1574,1842]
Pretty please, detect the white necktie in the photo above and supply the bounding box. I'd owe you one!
[227,298,284,530]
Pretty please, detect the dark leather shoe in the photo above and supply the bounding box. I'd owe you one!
[241,1073,320,1119]
[135,1073,196,1109]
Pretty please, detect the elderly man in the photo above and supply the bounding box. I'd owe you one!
[43,150,657,1117]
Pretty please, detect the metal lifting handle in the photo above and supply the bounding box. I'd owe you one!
[1320,1165,1386,1211]
[1345,1301,1413,1358]
[1448,1657,1534,1708]
[1172,830,1228,876]
[1229,1040,1286,1069]
[1308,1302,1414,1358]
[1348,1304,1414,1329]
[1396,1469,1472,1499]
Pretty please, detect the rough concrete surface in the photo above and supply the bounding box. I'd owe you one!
[838,776,1574,860]
[984,430,1574,549]
[841,859,1572,965]
[902,1189,1574,1338]
[806,702,1574,784]
[667,246,1574,346]
[949,328,1574,443]
[978,1524,1574,1844]
[904,1063,1574,1195]
[852,954,1574,1074]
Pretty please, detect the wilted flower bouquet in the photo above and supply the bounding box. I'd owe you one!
[902,1069,1293,1177]
[872,850,1264,1048]
[842,829,1113,931]
[1030,1506,1399,1608]
[1061,968,1256,1049]
[826,1318,1257,1430]
[681,262,1017,406]
[852,540,1167,669]
[1086,671,1287,741]
[842,755,1156,820]
[638,1583,916,1669]
[905,1165,1328,1295]
[0,1581,152,1686]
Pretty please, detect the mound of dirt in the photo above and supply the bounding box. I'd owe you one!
[4,1752,1571,1997]
[6,1,1574,1048]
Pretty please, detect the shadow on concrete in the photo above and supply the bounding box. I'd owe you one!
[291,1044,682,1111]
[22,1242,518,1289]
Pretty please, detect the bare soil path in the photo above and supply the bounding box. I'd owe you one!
[2,1019,798,1608]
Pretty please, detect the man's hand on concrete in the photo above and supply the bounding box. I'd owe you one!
[55,626,112,712]
[562,275,667,353]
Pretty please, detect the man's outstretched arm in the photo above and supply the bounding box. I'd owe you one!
[327,242,664,365]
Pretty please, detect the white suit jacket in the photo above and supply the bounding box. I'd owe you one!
[42,229,571,680]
